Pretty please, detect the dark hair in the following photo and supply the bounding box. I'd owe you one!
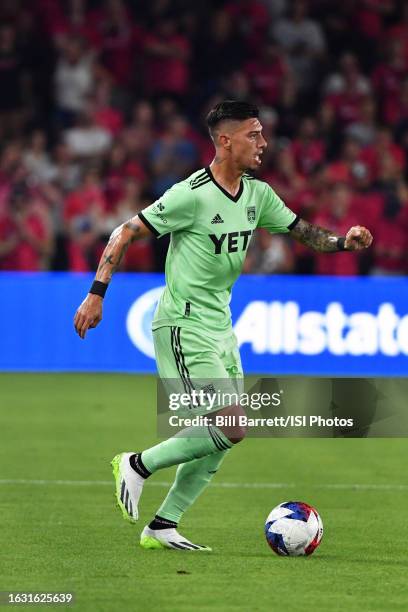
[206,100,259,132]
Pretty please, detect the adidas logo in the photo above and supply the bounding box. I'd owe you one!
[211,214,224,224]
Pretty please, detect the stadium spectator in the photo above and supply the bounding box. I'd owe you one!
[54,35,96,127]
[143,15,191,101]
[120,99,155,170]
[245,41,291,107]
[41,0,99,50]
[63,166,106,271]
[345,96,378,147]
[313,182,361,276]
[370,171,408,276]
[0,181,53,271]
[23,130,55,183]
[324,55,373,128]
[90,80,124,136]
[89,0,144,89]
[389,76,408,129]
[386,3,408,63]
[222,70,252,103]
[1,0,407,276]
[272,0,326,95]
[0,22,28,139]
[361,126,406,181]
[245,229,294,274]
[261,146,306,212]
[194,9,246,97]
[225,0,269,57]
[64,106,113,158]
[289,117,325,177]
[372,37,408,125]
[326,136,365,185]
[353,0,395,69]
[273,71,299,138]
[49,142,81,193]
[104,176,154,272]
[150,115,198,197]
[323,52,371,98]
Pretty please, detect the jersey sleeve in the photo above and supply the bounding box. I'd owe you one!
[257,184,298,234]
[138,181,195,237]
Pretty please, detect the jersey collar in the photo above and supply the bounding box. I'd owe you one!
[205,167,244,203]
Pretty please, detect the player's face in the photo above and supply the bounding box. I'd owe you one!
[230,118,267,171]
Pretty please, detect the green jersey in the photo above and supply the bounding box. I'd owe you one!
[139,167,297,334]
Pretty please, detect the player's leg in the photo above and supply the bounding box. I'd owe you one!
[140,327,245,550]
[154,450,228,524]
[140,451,227,551]
[111,326,233,527]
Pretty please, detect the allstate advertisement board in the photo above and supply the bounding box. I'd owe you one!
[0,272,407,375]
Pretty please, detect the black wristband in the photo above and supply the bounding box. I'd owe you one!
[337,237,347,251]
[89,280,108,298]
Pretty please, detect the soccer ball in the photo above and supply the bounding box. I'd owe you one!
[265,501,323,556]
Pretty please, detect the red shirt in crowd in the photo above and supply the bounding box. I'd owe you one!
[93,107,123,136]
[225,1,269,55]
[64,184,106,221]
[290,139,326,177]
[0,209,49,271]
[143,33,190,96]
[360,142,406,179]
[89,8,144,87]
[371,216,407,273]
[245,57,288,106]
[372,62,407,124]
[325,92,365,126]
[313,210,360,276]
[355,2,384,41]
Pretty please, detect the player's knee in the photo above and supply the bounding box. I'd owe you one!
[227,426,247,444]
[217,405,247,444]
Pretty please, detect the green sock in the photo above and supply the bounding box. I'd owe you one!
[141,425,232,474]
[156,450,229,524]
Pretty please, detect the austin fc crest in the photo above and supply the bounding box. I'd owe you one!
[246,206,256,223]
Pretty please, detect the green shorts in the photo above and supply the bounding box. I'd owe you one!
[153,326,243,415]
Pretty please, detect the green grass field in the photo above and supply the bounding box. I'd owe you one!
[1,373,408,611]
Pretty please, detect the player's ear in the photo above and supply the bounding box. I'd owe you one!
[219,133,231,150]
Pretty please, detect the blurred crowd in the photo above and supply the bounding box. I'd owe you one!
[0,0,408,275]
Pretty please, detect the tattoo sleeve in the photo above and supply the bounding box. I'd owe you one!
[94,220,142,283]
[289,218,341,253]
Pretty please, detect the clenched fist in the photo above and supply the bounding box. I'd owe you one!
[344,226,373,251]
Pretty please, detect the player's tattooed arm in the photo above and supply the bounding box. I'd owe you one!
[289,219,373,253]
[95,216,150,283]
[289,219,340,252]
[74,215,153,338]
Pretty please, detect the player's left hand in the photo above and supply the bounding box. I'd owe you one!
[344,226,373,251]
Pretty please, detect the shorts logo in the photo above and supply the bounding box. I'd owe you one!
[201,383,216,395]
[246,206,256,223]
[157,202,165,211]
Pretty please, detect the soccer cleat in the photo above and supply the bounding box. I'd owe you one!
[111,452,145,523]
[140,525,212,551]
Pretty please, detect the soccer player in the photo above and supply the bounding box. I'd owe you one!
[74,101,372,551]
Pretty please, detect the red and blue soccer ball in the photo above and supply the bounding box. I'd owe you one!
[265,501,323,557]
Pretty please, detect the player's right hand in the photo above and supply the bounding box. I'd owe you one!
[74,294,103,339]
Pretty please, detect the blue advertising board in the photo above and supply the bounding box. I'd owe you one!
[0,272,407,375]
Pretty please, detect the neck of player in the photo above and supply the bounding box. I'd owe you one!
[209,158,243,198]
